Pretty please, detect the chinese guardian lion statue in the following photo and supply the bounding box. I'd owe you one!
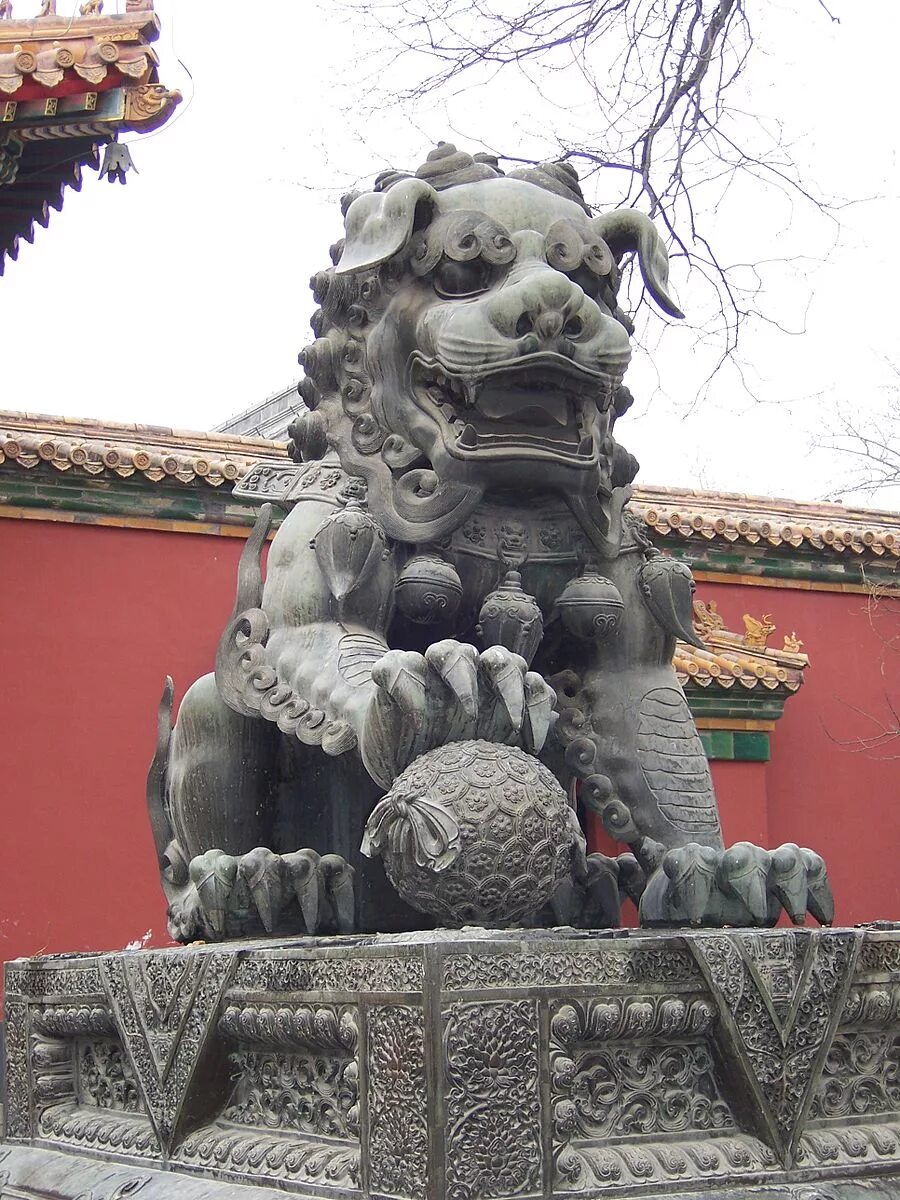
[147,143,833,942]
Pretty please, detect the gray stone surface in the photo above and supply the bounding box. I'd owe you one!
[4,924,900,1197]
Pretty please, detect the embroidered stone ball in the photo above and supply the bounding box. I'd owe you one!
[361,739,580,926]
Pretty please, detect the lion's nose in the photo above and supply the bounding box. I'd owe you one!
[516,308,584,343]
[490,265,588,354]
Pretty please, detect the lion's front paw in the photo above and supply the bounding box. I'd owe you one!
[639,841,834,929]
[359,640,556,785]
[166,847,356,943]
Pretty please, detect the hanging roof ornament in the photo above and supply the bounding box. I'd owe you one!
[99,139,136,185]
[0,0,179,273]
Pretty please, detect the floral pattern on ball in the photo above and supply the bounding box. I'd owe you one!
[361,740,581,926]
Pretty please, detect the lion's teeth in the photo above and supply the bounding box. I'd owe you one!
[457,424,478,449]
[578,435,593,457]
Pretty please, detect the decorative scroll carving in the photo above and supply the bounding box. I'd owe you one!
[367,1005,429,1198]
[39,1104,160,1158]
[4,1000,30,1137]
[548,996,741,1191]
[224,1047,359,1139]
[857,939,900,976]
[442,945,701,991]
[444,1000,542,1200]
[32,1005,116,1038]
[175,1127,360,1186]
[841,983,900,1026]
[556,1135,777,1191]
[230,954,423,994]
[214,1003,361,1143]
[218,1003,358,1052]
[233,460,347,505]
[78,1039,141,1112]
[809,1030,900,1119]
[553,995,716,1042]
[796,1120,900,1168]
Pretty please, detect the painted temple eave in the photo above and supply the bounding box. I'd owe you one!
[0,2,180,272]
[1,408,897,567]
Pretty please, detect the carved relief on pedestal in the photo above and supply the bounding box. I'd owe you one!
[367,1005,429,1198]
[176,999,362,1189]
[548,993,776,1191]
[692,929,861,1161]
[443,1000,542,1200]
[100,952,236,1149]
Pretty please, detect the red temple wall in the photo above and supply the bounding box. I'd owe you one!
[701,581,900,923]
[1,519,238,965]
[1,518,897,973]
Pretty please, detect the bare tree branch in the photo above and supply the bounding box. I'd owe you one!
[819,362,900,500]
[338,0,844,380]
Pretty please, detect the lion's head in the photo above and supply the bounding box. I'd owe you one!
[292,144,681,546]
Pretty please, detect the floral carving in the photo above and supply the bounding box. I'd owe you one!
[4,1000,30,1137]
[5,964,103,998]
[444,1000,542,1199]
[367,1005,429,1198]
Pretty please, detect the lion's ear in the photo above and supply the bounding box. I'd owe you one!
[590,211,684,320]
[336,178,438,275]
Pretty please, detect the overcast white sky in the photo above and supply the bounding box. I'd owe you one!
[2,0,898,507]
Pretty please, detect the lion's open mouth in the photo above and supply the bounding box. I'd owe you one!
[410,353,619,463]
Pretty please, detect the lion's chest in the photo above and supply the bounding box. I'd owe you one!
[442,494,588,628]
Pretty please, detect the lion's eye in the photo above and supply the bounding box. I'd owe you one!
[572,267,615,315]
[433,259,492,298]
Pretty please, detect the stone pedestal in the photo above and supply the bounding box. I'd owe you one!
[3,926,900,1198]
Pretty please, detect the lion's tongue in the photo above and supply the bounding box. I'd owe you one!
[475,387,570,427]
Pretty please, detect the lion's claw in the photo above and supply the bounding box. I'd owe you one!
[480,645,527,732]
[639,840,834,928]
[171,848,356,942]
[362,641,556,783]
[370,650,428,725]
[425,639,478,718]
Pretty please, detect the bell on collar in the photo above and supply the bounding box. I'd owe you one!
[476,570,543,666]
[395,552,463,625]
[557,566,624,641]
